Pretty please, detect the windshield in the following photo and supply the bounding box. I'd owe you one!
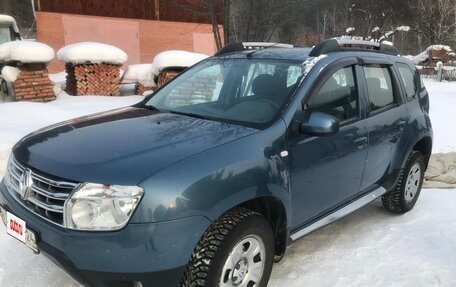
[144,58,304,128]
[0,26,11,45]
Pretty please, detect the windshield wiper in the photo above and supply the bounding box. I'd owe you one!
[167,110,211,120]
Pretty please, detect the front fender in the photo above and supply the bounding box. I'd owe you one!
[131,121,291,226]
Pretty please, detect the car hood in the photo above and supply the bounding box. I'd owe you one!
[13,107,258,185]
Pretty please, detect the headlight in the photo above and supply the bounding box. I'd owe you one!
[64,183,144,231]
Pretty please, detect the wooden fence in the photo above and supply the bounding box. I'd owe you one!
[419,66,456,82]
[34,0,222,24]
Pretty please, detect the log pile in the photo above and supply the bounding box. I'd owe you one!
[136,83,154,95]
[65,63,121,96]
[156,70,181,88]
[12,64,55,102]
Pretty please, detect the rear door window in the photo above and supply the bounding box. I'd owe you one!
[363,65,395,112]
[397,63,417,101]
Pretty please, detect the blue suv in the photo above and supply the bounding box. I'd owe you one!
[0,39,432,287]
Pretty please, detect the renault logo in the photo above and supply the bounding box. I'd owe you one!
[18,169,33,200]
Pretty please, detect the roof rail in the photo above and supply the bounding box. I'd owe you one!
[309,39,399,57]
[215,42,294,56]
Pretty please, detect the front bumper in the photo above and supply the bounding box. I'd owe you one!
[0,181,211,287]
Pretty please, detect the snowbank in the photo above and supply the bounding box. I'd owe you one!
[1,66,20,82]
[153,50,208,71]
[0,41,54,63]
[122,64,158,86]
[57,42,128,65]
[0,41,17,61]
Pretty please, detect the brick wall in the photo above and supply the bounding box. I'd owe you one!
[36,12,220,73]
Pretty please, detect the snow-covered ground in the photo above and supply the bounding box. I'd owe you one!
[0,189,454,287]
[0,79,455,286]
[424,80,456,153]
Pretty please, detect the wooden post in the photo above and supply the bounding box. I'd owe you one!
[155,0,160,20]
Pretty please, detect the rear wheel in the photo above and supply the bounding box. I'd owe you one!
[180,208,274,287]
[382,151,425,213]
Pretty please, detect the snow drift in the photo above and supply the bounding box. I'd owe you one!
[153,50,208,71]
[0,41,55,63]
[57,42,128,65]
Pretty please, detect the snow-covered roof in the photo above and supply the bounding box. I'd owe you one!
[0,14,19,34]
[408,45,454,64]
[57,42,128,65]
[1,66,20,82]
[122,64,158,86]
[153,50,209,71]
[0,41,54,63]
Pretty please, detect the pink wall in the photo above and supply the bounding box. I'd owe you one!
[36,12,220,73]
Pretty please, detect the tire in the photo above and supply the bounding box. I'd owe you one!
[382,151,425,214]
[180,208,274,287]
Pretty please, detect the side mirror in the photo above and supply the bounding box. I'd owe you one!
[299,112,339,136]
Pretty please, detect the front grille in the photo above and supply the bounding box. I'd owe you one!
[6,156,78,227]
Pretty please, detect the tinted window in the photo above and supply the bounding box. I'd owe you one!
[363,65,395,112]
[307,66,358,122]
[397,63,417,100]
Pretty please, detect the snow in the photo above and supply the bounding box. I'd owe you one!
[409,45,454,65]
[396,26,411,32]
[153,50,208,71]
[269,189,456,287]
[0,41,17,61]
[48,71,67,85]
[345,27,355,33]
[122,64,158,86]
[424,79,456,153]
[1,66,20,82]
[0,14,19,33]
[303,54,327,75]
[0,189,454,287]
[371,27,380,33]
[0,79,454,287]
[0,41,54,63]
[57,42,128,65]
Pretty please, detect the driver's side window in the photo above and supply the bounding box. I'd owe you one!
[307,66,359,122]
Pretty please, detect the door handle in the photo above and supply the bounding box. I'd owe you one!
[354,137,367,149]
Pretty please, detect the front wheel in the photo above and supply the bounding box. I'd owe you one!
[180,208,274,287]
[382,151,425,213]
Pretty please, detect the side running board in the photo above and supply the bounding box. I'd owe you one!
[290,187,387,241]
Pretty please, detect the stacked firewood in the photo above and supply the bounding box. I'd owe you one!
[156,70,180,88]
[136,83,154,95]
[65,63,121,96]
[13,64,55,102]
